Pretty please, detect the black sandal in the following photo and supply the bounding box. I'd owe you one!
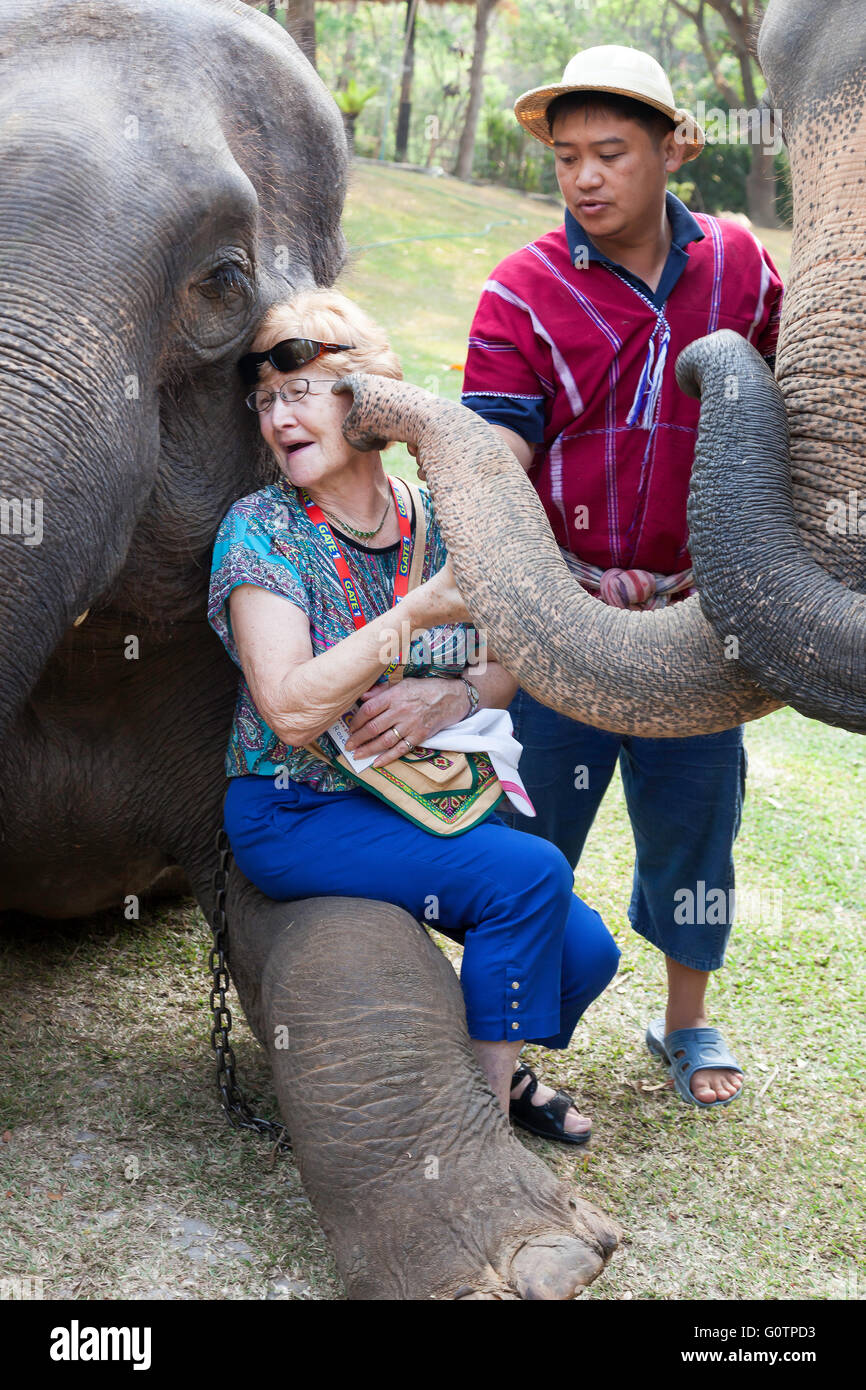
[509,1065,592,1146]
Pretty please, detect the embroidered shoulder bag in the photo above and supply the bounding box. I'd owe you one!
[304,476,503,836]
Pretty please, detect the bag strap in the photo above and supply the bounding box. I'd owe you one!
[386,477,427,686]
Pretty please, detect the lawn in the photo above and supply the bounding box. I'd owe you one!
[2,168,859,1304]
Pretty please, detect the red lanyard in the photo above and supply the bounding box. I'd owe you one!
[301,477,413,631]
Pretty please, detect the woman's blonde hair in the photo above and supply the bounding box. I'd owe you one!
[252,289,402,382]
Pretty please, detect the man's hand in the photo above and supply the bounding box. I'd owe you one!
[345,677,469,767]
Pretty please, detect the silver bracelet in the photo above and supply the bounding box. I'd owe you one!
[458,672,479,718]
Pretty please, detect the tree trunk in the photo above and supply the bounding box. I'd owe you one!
[671,2,778,222]
[453,0,497,181]
[336,1,359,92]
[267,1,277,20]
[736,33,778,228]
[394,0,418,163]
[342,111,357,158]
[426,94,467,169]
[284,0,316,70]
[746,143,778,227]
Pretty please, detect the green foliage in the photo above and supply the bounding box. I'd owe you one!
[263,1,784,217]
[668,178,697,207]
[475,104,552,193]
[333,79,379,117]
[317,3,475,166]
[688,137,752,214]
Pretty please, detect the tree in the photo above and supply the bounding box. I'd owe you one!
[284,0,317,69]
[395,0,420,162]
[335,1,360,92]
[669,0,778,225]
[453,0,499,181]
[335,78,380,156]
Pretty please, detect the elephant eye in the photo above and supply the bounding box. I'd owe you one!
[196,255,253,302]
[179,245,257,355]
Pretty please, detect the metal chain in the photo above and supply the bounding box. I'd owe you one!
[209,828,291,1152]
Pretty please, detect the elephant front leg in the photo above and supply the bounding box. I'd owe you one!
[225,878,619,1301]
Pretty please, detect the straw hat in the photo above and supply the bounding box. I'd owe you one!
[514,45,704,162]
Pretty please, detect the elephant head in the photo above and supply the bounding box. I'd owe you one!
[0,0,346,741]
[336,0,865,738]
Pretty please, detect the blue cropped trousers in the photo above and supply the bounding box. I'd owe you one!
[224,775,620,1048]
[500,691,747,972]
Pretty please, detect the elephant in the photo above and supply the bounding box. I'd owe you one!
[2,0,861,1301]
[0,0,619,1301]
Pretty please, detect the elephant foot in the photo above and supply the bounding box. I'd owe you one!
[307,1106,620,1301]
[292,1089,620,1300]
[239,891,620,1301]
[444,1193,620,1302]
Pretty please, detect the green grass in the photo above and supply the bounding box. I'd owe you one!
[1,706,861,1300]
[554,705,864,1300]
[340,162,562,390]
[339,163,568,481]
[753,224,792,280]
[0,907,339,1300]
[2,167,854,1303]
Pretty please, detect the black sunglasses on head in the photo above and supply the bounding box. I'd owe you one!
[238,337,355,387]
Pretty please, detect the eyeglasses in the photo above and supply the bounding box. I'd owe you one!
[245,378,336,413]
[237,337,354,387]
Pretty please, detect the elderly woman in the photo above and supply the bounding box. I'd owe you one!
[207,289,619,1144]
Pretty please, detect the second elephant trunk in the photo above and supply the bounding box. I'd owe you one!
[337,373,781,738]
[677,331,866,733]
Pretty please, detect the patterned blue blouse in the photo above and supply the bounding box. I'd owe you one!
[208,475,476,790]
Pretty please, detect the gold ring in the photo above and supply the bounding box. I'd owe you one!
[391,725,402,743]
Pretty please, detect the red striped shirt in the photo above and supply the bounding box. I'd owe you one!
[462,206,783,573]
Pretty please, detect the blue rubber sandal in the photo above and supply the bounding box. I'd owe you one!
[645,1018,744,1109]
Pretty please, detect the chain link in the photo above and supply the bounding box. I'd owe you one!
[209,828,291,1153]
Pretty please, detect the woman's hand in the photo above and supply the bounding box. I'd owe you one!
[345,676,470,767]
[406,440,427,482]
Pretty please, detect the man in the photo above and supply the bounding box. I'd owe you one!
[462,45,783,1109]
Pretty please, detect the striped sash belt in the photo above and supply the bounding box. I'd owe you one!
[559,548,695,611]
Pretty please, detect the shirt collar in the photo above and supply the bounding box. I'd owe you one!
[565,191,704,307]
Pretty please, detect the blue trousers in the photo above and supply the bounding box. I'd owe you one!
[500,691,747,972]
[223,775,620,1048]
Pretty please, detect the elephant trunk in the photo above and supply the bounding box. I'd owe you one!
[337,373,781,737]
[0,121,158,738]
[677,331,866,732]
[0,329,154,738]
